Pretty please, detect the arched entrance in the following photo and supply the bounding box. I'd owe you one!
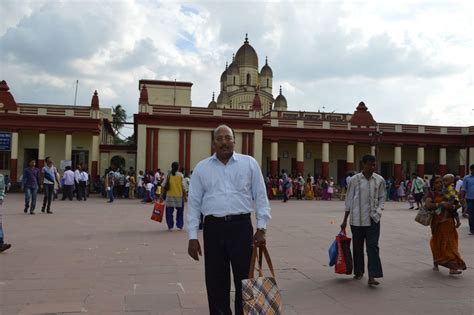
[110,155,126,170]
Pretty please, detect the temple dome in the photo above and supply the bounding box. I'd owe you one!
[235,34,258,68]
[260,57,273,77]
[274,86,287,109]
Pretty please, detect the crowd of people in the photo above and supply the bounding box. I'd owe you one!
[0,124,473,313]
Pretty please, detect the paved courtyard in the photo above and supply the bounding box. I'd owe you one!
[0,193,472,315]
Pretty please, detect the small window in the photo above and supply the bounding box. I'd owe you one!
[267,78,269,87]
[233,76,236,85]
[246,73,251,85]
[0,151,10,170]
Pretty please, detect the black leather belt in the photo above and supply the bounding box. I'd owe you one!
[205,213,250,222]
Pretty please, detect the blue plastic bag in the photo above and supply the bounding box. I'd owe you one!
[328,239,337,266]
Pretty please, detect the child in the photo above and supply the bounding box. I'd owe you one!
[442,174,461,228]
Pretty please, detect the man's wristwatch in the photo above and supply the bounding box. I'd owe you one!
[257,228,267,234]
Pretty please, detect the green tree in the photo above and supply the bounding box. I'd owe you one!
[112,104,127,132]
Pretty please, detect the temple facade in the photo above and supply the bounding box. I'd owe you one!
[1,36,473,184]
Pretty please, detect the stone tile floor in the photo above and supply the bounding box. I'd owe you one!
[0,194,472,314]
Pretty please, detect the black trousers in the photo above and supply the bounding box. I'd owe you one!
[351,220,383,278]
[62,185,74,201]
[77,181,87,200]
[203,216,253,315]
[42,183,54,211]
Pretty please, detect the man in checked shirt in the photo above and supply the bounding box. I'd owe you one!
[341,154,386,286]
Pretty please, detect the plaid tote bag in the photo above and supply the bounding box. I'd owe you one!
[242,245,282,314]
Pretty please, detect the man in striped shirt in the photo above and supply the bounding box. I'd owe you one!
[341,154,385,286]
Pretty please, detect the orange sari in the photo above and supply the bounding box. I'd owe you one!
[429,194,466,270]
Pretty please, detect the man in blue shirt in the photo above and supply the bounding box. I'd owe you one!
[187,124,271,314]
[461,164,474,235]
[22,159,40,215]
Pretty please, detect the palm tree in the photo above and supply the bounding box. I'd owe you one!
[112,104,127,132]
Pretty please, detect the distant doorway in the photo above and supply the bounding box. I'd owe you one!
[23,149,38,169]
[72,150,89,170]
[110,155,126,170]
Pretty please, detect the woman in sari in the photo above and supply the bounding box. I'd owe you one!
[425,176,466,275]
[304,178,314,200]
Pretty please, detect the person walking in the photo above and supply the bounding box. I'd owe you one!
[461,164,474,235]
[62,166,75,201]
[0,173,12,253]
[74,165,82,200]
[281,169,290,202]
[40,156,60,214]
[341,154,385,286]
[22,159,40,215]
[411,173,425,210]
[187,124,271,314]
[425,176,466,273]
[162,162,186,231]
[105,168,115,203]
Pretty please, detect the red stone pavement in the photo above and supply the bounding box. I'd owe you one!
[0,194,472,315]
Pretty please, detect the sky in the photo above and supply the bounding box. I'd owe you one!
[1,0,473,137]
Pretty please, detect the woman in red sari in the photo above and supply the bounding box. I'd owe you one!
[425,177,466,274]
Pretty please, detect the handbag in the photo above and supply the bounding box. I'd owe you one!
[328,239,337,267]
[150,201,165,222]
[415,207,432,226]
[242,245,282,315]
[335,229,353,275]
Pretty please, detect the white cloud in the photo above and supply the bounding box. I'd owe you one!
[0,0,472,134]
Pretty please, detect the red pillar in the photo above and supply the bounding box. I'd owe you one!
[10,159,18,182]
[270,161,278,177]
[416,164,425,177]
[439,165,447,176]
[152,129,159,170]
[146,128,152,171]
[91,161,98,180]
[248,133,254,157]
[322,162,329,179]
[242,133,248,155]
[179,129,185,168]
[296,161,304,175]
[346,162,354,173]
[185,130,191,174]
[394,164,402,181]
[459,165,466,177]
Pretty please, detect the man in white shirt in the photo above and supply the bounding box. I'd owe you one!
[187,125,271,314]
[341,154,385,286]
[62,166,75,201]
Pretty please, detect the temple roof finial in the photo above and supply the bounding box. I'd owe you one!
[212,92,215,102]
[265,56,268,65]
[244,33,248,44]
[279,85,282,95]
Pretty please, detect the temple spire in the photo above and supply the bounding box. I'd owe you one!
[279,85,282,95]
[212,92,215,102]
[244,33,249,44]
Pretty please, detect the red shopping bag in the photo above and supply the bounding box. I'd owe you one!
[150,201,165,222]
[335,229,353,275]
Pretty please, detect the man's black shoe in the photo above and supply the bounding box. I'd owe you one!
[24,207,28,213]
[0,244,12,252]
[47,210,53,214]
[41,208,45,213]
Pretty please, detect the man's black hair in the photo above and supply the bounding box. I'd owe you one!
[361,154,376,164]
